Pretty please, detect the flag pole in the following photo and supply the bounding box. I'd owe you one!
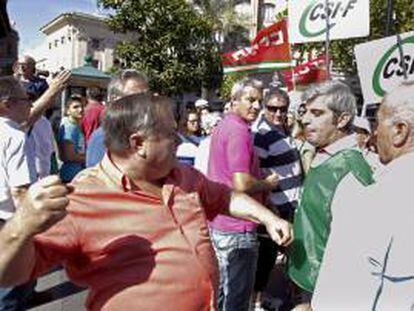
[385,0,408,80]
[385,0,394,36]
[325,0,331,80]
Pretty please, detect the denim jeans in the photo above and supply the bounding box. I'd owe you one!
[210,229,259,311]
[0,281,36,311]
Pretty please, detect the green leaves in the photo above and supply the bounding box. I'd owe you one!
[98,0,222,96]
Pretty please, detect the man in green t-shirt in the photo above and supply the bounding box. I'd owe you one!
[288,80,375,310]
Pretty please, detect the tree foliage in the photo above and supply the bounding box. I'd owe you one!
[289,0,414,75]
[98,0,222,96]
[192,0,250,52]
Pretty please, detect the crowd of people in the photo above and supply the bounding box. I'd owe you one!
[0,53,413,311]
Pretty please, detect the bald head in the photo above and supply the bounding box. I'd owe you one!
[18,55,36,78]
[376,81,414,164]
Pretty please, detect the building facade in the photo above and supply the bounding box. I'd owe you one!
[28,12,129,73]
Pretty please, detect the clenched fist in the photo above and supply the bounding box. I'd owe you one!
[262,214,293,247]
[18,176,71,236]
[264,171,279,190]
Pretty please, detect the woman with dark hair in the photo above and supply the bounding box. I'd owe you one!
[176,109,203,166]
[58,96,85,182]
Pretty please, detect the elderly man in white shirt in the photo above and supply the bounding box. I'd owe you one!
[312,81,414,310]
[0,72,69,309]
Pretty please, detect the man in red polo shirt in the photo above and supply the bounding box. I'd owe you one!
[0,93,292,310]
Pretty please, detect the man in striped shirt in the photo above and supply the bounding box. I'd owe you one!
[252,88,303,308]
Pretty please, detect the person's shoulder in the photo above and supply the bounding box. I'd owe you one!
[0,118,25,141]
[36,76,48,84]
[69,166,106,191]
[170,163,206,188]
[90,127,105,140]
[33,116,52,131]
[60,118,79,131]
[174,162,202,177]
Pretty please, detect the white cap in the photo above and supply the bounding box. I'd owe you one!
[353,116,371,134]
[195,98,208,108]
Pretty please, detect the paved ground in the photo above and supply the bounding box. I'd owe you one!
[29,269,87,311]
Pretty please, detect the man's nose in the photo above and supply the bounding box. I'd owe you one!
[252,100,261,110]
[301,112,311,125]
[275,109,283,117]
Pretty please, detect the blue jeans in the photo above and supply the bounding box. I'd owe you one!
[0,281,36,311]
[210,229,258,311]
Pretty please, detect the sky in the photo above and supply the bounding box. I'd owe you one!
[8,0,108,53]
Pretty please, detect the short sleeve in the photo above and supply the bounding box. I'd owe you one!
[31,213,80,278]
[226,129,253,174]
[59,122,77,144]
[86,128,106,168]
[197,174,232,220]
[6,134,36,187]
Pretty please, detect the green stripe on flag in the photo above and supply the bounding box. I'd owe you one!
[223,62,293,74]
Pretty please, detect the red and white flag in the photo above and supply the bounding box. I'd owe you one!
[282,56,329,90]
[222,19,293,75]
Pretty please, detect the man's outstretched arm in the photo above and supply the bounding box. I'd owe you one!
[0,176,70,286]
[22,70,71,130]
[228,191,293,246]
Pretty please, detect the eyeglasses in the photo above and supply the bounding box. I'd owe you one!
[265,105,288,113]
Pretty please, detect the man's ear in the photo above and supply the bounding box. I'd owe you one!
[0,100,10,116]
[336,112,352,131]
[392,121,410,148]
[128,132,146,158]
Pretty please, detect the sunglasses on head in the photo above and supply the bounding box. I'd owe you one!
[265,105,288,113]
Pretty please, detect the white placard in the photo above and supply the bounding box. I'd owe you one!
[355,31,414,104]
[289,0,370,43]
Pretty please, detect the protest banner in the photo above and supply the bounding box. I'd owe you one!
[355,31,414,104]
[289,0,369,43]
[222,19,292,75]
[283,56,329,90]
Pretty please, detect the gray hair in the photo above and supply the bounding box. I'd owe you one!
[22,55,36,65]
[382,81,414,137]
[302,80,357,130]
[103,93,174,153]
[107,69,149,101]
[86,87,104,102]
[0,76,25,101]
[264,88,290,106]
[231,77,263,101]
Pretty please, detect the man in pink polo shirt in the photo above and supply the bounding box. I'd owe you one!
[208,78,283,311]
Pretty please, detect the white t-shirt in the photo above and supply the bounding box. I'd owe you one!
[32,116,55,178]
[194,136,211,175]
[0,117,37,219]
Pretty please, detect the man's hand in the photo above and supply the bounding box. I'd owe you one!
[48,70,71,93]
[17,176,70,236]
[24,70,71,129]
[264,171,279,190]
[262,214,293,246]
